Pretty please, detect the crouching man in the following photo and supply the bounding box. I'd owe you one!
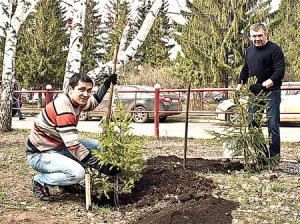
[26,73,120,201]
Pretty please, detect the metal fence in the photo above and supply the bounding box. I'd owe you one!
[13,86,300,137]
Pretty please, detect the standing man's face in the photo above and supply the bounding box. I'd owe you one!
[250,28,268,47]
[68,81,93,106]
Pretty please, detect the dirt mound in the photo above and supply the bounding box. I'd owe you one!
[134,197,238,224]
[147,155,244,173]
[126,158,215,207]
[94,156,241,223]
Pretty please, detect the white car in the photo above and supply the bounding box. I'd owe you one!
[216,82,300,124]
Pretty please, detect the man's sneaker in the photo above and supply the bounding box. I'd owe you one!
[32,179,52,201]
[59,184,85,194]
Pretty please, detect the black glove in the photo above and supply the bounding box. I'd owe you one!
[94,163,121,176]
[82,154,121,176]
[104,73,118,88]
[249,83,266,95]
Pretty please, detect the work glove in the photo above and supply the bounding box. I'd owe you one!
[94,163,121,176]
[249,83,266,95]
[104,73,118,88]
[82,153,121,176]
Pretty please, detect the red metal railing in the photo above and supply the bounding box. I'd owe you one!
[13,86,300,138]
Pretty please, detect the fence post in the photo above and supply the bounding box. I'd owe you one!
[154,84,160,138]
[45,84,52,105]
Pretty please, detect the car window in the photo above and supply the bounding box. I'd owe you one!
[117,86,139,99]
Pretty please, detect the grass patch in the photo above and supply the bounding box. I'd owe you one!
[0,186,7,199]
[270,182,287,192]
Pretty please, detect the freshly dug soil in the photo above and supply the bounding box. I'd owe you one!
[95,155,243,223]
[134,196,238,224]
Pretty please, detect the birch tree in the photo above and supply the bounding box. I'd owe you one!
[63,0,87,90]
[0,0,39,132]
[87,0,163,80]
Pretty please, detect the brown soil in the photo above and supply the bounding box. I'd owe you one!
[131,156,241,224]
[134,197,238,224]
[93,155,242,223]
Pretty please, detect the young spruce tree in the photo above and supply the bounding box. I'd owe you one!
[208,78,277,171]
[92,101,146,206]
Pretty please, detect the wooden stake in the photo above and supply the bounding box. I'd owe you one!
[105,44,120,126]
[183,80,192,169]
[85,174,92,211]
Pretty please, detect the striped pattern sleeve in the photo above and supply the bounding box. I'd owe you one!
[28,94,89,161]
[53,100,89,160]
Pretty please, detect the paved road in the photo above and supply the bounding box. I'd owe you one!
[12,116,300,142]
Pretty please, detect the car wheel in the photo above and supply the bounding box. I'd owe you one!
[226,107,239,125]
[79,112,88,121]
[159,116,168,122]
[132,106,149,123]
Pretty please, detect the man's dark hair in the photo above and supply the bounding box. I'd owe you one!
[68,73,93,89]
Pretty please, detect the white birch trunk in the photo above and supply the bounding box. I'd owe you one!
[117,0,142,59]
[0,0,39,132]
[117,23,131,59]
[88,0,163,80]
[63,0,87,90]
[119,0,162,64]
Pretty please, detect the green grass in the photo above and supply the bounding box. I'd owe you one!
[270,182,287,192]
[0,186,7,199]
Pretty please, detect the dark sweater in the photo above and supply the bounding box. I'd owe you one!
[238,41,285,90]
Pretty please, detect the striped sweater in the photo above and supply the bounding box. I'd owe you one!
[27,84,108,161]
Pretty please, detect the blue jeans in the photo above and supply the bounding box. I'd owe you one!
[27,138,100,187]
[248,89,281,157]
[17,109,24,119]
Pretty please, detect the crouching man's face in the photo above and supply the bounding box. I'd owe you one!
[68,81,93,106]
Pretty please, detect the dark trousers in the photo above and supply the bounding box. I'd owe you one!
[248,89,281,157]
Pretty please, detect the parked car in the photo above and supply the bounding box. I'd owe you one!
[79,85,182,123]
[203,91,225,103]
[215,82,300,124]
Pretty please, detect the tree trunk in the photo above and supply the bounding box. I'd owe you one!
[87,0,163,80]
[0,0,38,132]
[63,0,87,90]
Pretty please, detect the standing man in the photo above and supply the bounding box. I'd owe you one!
[237,23,285,162]
[26,73,120,201]
[13,80,26,120]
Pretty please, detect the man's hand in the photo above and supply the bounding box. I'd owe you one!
[262,79,274,89]
[249,83,266,95]
[82,153,121,176]
[104,73,118,88]
[94,162,121,176]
